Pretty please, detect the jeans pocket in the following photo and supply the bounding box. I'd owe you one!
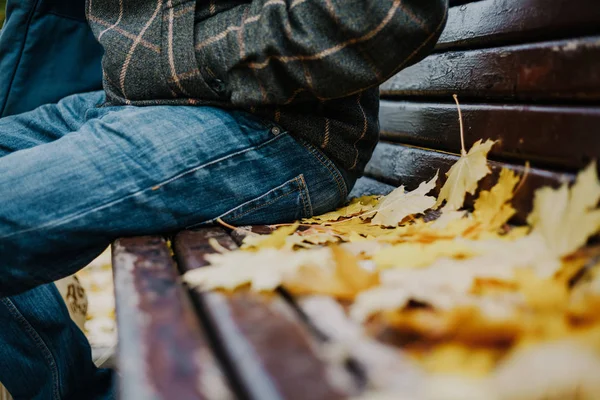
[295,139,350,203]
[214,174,313,226]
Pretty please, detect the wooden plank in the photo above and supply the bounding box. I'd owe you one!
[174,228,352,400]
[364,142,574,221]
[438,0,600,50]
[112,237,232,400]
[349,176,395,198]
[379,100,600,170]
[381,37,600,101]
[225,231,429,395]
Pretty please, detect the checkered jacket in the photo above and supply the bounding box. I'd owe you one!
[86,0,448,174]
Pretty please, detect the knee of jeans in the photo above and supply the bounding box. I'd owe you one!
[0,239,106,298]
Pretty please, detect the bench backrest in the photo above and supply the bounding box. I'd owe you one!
[359,0,600,221]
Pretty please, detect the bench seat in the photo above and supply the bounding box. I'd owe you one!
[112,0,600,398]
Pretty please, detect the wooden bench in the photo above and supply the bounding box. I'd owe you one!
[112,0,600,398]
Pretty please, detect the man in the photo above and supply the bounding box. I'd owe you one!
[0,0,447,398]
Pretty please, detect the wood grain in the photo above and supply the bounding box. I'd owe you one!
[379,100,600,170]
[112,236,232,400]
[174,228,350,400]
[381,37,600,101]
[438,0,600,50]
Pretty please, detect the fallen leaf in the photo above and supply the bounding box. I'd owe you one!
[283,230,340,250]
[418,343,501,378]
[285,246,378,299]
[333,246,380,292]
[473,168,520,231]
[371,173,438,227]
[373,240,477,270]
[241,222,299,250]
[430,210,468,230]
[436,139,496,211]
[303,196,379,223]
[328,217,396,239]
[528,161,600,257]
[183,247,334,292]
[491,341,600,400]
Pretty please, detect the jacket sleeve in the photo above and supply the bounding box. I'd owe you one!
[194,0,448,106]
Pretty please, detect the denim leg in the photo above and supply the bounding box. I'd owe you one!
[0,93,347,399]
[0,101,348,296]
[0,286,113,400]
[0,92,114,400]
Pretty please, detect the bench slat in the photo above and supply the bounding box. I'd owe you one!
[365,142,573,221]
[174,229,350,400]
[379,100,600,170]
[438,0,600,50]
[381,37,600,101]
[112,237,232,400]
[349,176,395,198]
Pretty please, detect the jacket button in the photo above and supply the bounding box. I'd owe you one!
[210,78,227,96]
[271,126,282,135]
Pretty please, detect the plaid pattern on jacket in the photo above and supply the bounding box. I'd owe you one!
[86,0,448,174]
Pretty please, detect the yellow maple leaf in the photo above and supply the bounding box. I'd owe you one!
[472,168,520,231]
[285,246,379,299]
[303,195,379,223]
[371,172,438,227]
[373,240,477,270]
[527,161,600,257]
[418,343,501,378]
[436,139,496,211]
[328,217,396,239]
[241,222,299,250]
[183,247,335,292]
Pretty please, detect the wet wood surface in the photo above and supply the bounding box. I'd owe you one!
[173,229,349,400]
[438,0,600,50]
[381,37,600,101]
[379,100,600,170]
[349,176,395,198]
[364,142,574,221]
[112,236,232,400]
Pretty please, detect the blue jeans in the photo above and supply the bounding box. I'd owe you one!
[0,91,353,399]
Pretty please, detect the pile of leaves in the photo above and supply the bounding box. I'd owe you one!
[184,101,600,399]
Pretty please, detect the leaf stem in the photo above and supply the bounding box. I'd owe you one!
[453,94,467,156]
[514,161,531,197]
[216,218,239,231]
